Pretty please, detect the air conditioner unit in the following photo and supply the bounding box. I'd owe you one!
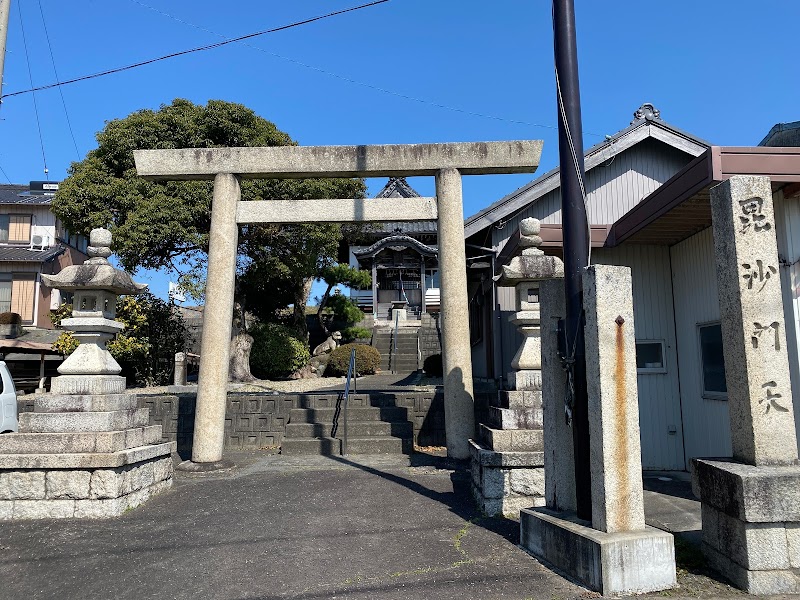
[30,234,45,251]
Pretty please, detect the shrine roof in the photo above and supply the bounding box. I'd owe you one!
[464,109,710,238]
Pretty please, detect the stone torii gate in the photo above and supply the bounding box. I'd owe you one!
[134,141,542,467]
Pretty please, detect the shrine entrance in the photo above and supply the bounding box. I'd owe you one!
[134,141,542,465]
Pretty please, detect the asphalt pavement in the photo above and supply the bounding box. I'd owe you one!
[0,452,767,600]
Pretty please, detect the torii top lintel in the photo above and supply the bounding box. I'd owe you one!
[133,140,543,180]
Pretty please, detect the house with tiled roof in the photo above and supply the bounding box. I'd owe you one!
[0,182,88,328]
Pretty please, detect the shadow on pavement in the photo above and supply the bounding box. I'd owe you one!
[326,452,520,546]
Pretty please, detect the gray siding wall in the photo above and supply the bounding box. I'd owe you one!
[490,139,692,255]
[670,228,731,467]
[773,190,800,452]
[594,246,685,470]
[488,139,695,391]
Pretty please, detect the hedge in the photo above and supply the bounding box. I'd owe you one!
[327,343,381,376]
[250,322,310,379]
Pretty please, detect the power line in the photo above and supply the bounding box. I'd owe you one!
[126,0,602,137]
[37,0,80,160]
[0,0,391,100]
[16,0,48,178]
[0,162,11,184]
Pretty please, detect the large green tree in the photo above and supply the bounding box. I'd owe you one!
[54,99,366,380]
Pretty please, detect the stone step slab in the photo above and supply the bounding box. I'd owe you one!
[19,409,150,433]
[0,425,163,454]
[285,421,412,439]
[297,395,397,409]
[0,441,176,469]
[288,406,408,424]
[34,393,138,413]
[281,436,410,456]
[489,406,543,430]
[490,390,542,410]
[479,424,543,452]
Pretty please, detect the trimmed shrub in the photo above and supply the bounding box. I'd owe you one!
[0,312,21,325]
[327,343,381,376]
[423,353,443,377]
[250,322,310,379]
[340,326,371,343]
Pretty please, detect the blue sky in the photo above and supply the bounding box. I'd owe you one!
[0,0,798,300]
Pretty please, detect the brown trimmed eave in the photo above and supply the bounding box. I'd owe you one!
[607,146,800,247]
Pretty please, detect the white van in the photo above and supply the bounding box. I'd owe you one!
[0,361,17,433]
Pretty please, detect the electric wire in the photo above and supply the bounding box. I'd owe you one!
[125,0,605,136]
[0,0,391,100]
[37,0,80,160]
[0,163,11,184]
[16,1,48,178]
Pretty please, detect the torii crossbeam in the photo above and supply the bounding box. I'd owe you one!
[135,140,542,467]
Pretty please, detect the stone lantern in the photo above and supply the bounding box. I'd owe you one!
[42,228,147,395]
[469,217,564,516]
[0,227,174,521]
[497,218,564,389]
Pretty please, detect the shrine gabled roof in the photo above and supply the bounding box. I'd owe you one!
[353,234,438,259]
[375,177,421,199]
[463,109,710,238]
[368,177,437,234]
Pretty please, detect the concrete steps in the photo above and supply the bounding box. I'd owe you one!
[0,425,163,454]
[281,436,411,455]
[282,398,413,456]
[372,329,420,372]
[285,420,412,439]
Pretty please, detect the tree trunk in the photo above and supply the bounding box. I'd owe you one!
[292,279,313,341]
[229,299,255,382]
[229,332,255,382]
[317,283,334,338]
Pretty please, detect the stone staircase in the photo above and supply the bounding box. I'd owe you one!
[470,390,545,515]
[372,328,419,372]
[281,393,413,455]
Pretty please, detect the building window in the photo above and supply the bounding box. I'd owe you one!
[0,276,10,313]
[425,270,440,288]
[699,322,727,397]
[0,215,32,243]
[635,340,666,373]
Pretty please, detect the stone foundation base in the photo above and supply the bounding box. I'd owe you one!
[51,375,127,395]
[520,507,676,595]
[0,455,174,520]
[693,459,800,594]
[469,440,544,516]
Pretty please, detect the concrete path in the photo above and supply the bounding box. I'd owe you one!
[0,452,762,599]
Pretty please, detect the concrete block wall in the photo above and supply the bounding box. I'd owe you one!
[419,314,442,364]
[15,390,447,456]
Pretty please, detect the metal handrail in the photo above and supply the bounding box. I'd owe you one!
[331,347,357,456]
[391,310,399,373]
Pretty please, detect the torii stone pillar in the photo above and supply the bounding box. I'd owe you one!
[135,141,542,465]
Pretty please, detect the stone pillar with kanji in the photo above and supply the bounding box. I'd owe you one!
[693,175,800,594]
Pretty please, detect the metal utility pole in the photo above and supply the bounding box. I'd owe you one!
[0,0,9,104]
[553,0,592,521]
